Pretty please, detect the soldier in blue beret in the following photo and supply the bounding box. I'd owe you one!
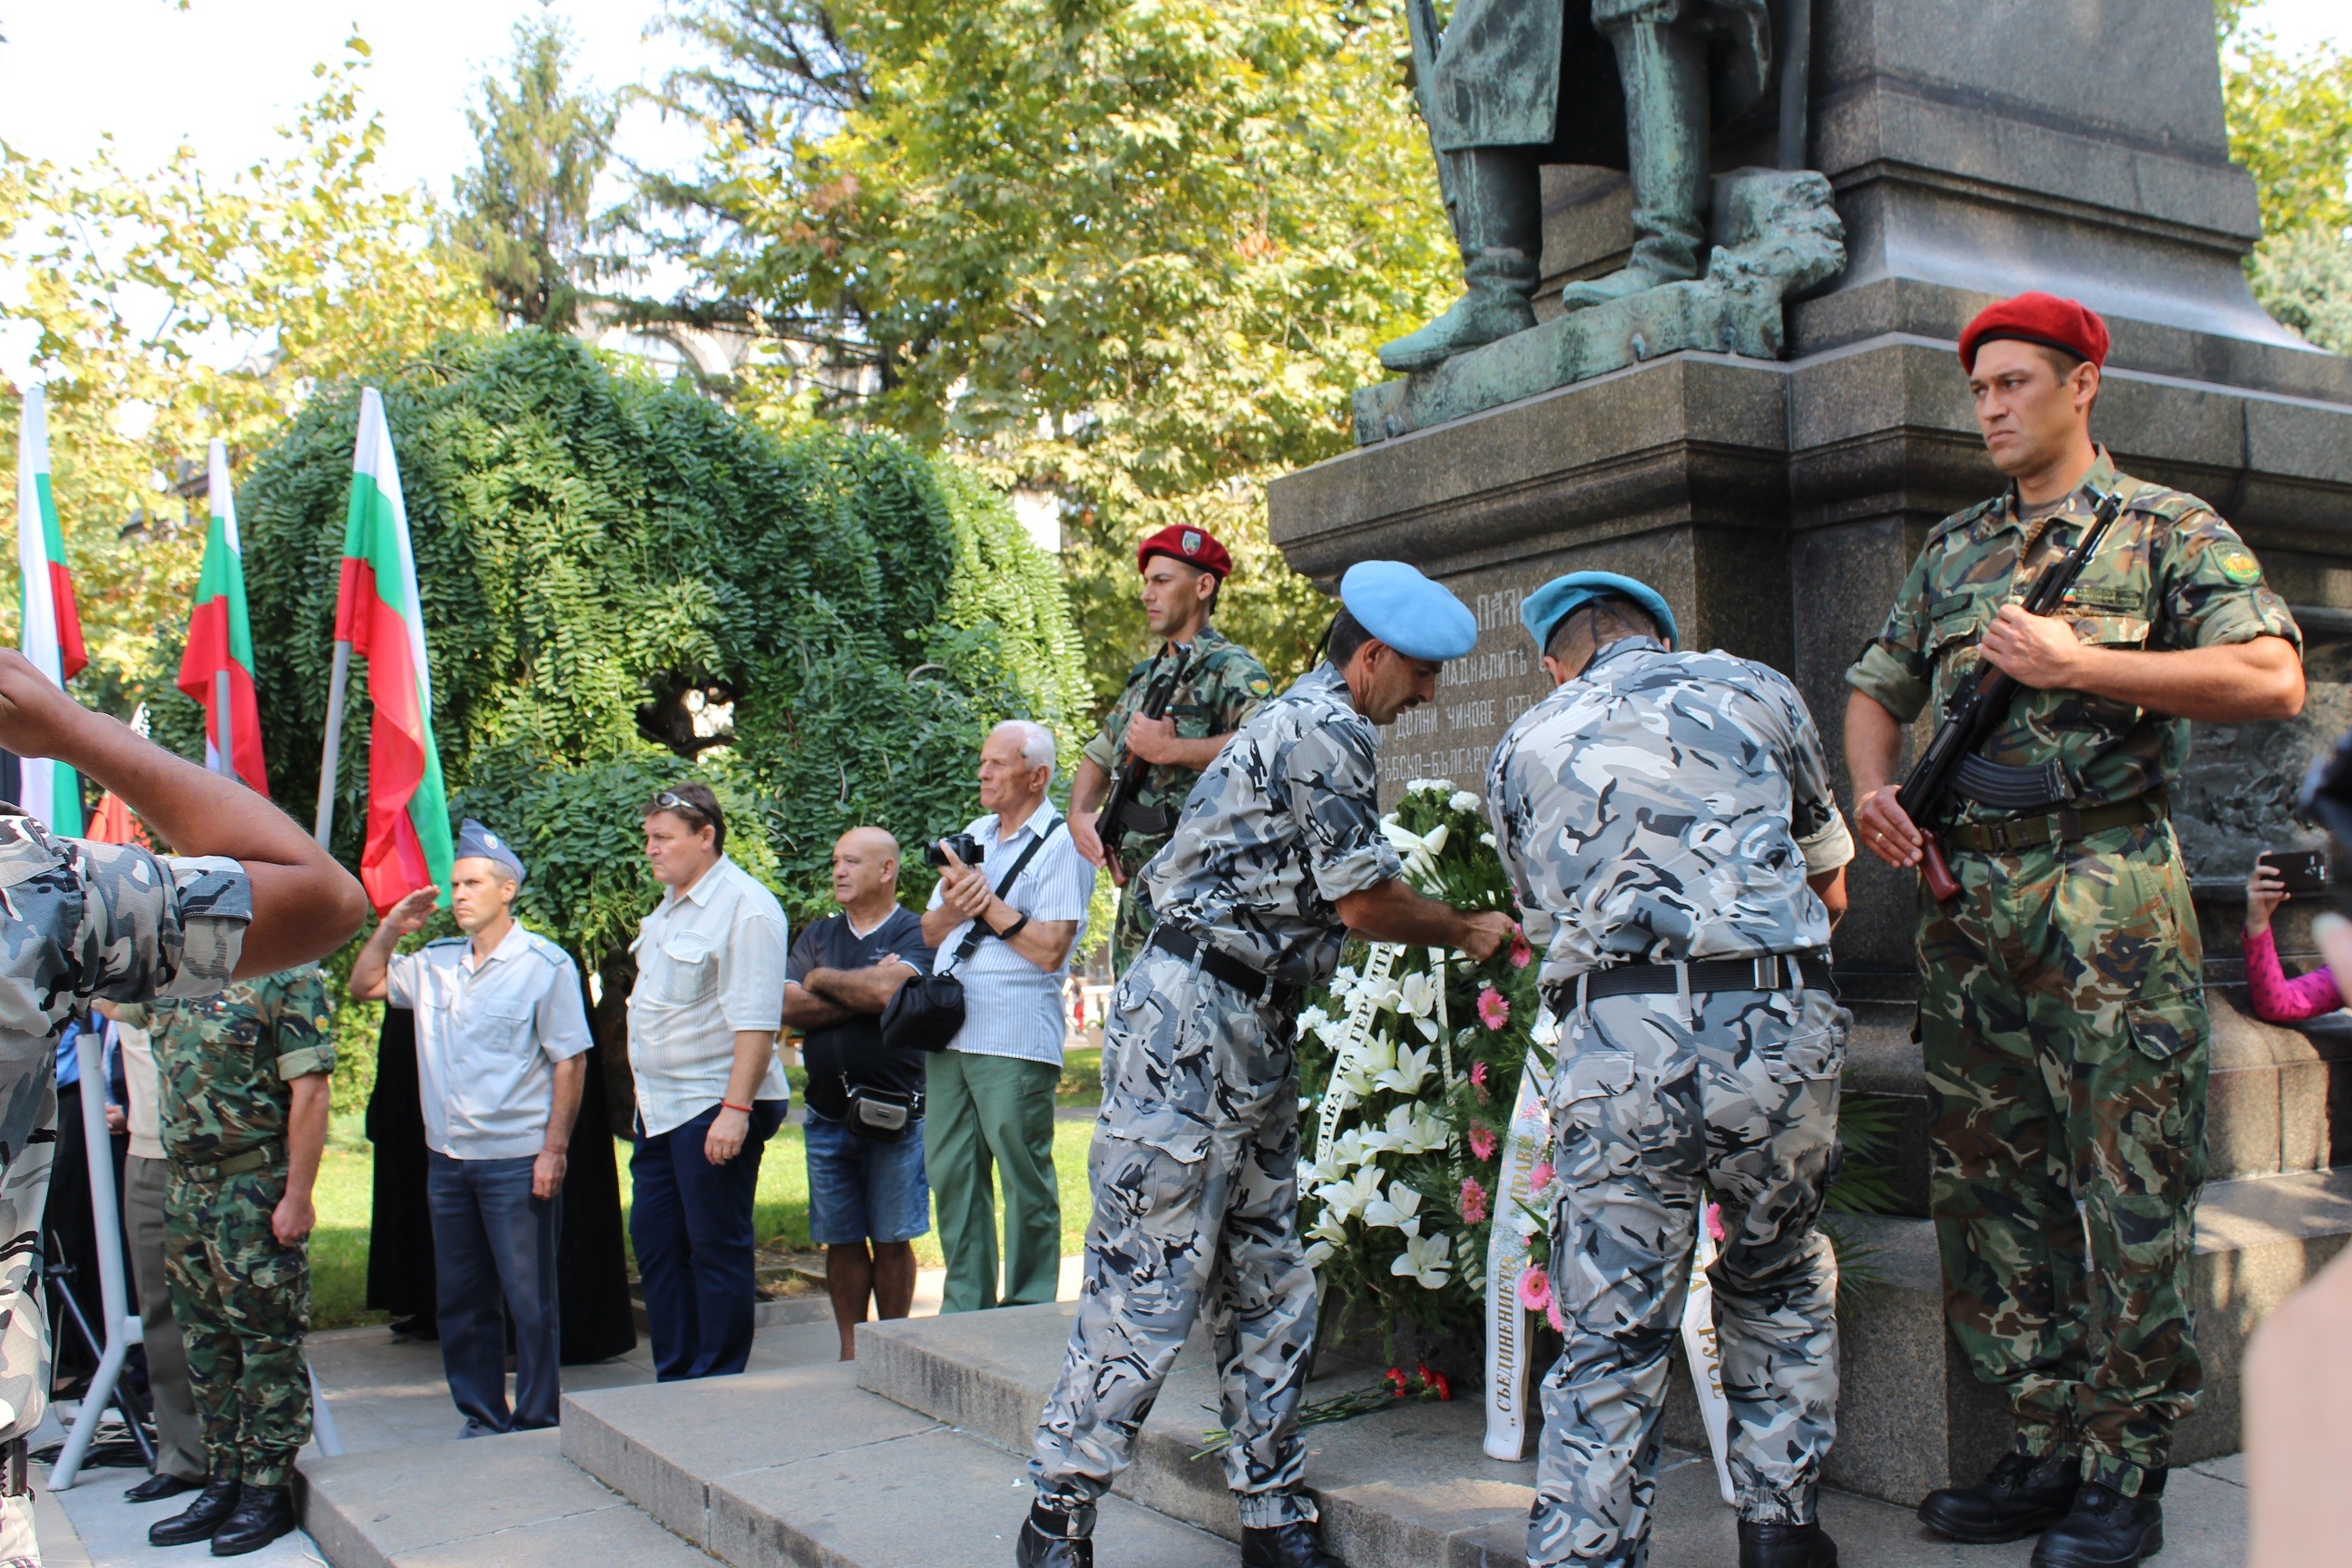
[1021,562,1516,1568]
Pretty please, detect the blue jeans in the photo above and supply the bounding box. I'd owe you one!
[803,1108,931,1245]
[629,1101,785,1381]
[426,1151,563,1434]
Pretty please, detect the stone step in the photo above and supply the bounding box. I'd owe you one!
[560,1358,1232,1568]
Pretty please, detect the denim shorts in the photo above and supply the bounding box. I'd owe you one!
[803,1106,932,1245]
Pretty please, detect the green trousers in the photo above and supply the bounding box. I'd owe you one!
[926,1050,1062,1313]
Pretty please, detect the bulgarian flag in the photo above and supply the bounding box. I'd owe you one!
[177,439,269,789]
[335,387,453,913]
[15,384,87,834]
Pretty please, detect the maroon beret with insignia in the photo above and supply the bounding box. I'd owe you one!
[1959,291,2112,372]
[1136,524,1232,580]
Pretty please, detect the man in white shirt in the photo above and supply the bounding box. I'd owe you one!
[923,721,1099,1313]
[625,784,791,1379]
[349,820,593,1435]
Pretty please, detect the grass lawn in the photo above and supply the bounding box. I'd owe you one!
[309,1101,1104,1328]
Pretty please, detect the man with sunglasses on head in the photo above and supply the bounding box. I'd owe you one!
[626,783,791,1381]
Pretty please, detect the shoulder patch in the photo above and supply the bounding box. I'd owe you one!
[1248,674,1273,696]
[2218,549,2263,585]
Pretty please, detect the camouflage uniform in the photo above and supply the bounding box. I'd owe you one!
[1846,450,2302,1498]
[125,967,334,1491]
[0,818,249,1566]
[1081,627,1273,964]
[1487,636,1854,1567]
[1032,661,1403,1532]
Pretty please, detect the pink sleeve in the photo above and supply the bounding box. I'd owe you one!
[2243,926,2346,1024]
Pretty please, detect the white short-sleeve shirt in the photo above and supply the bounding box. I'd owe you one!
[626,855,790,1136]
[925,800,1098,1066]
[387,922,594,1160]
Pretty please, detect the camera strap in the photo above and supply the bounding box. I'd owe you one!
[942,819,1062,975]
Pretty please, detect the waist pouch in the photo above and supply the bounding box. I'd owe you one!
[842,1078,923,1142]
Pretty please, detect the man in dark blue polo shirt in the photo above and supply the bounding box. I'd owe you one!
[782,827,936,1360]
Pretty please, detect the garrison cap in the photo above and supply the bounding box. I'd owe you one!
[1520,571,1679,652]
[454,818,526,885]
[1959,291,2111,372]
[1137,524,1233,580]
[1338,561,1478,662]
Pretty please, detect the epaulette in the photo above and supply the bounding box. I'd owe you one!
[1924,494,2009,548]
[424,936,468,950]
[2114,475,2210,528]
[520,932,569,965]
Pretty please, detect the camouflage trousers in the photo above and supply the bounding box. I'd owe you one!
[165,1161,312,1488]
[0,1068,53,1568]
[1031,950,1319,1531]
[1919,818,2208,1499]
[1531,978,1847,1568]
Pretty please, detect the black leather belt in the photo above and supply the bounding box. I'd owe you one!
[1544,954,1814,1012]
[1943,796,2161,855]
[1145,925,1298,1009]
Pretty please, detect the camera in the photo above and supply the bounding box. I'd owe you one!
[926,832,986,868]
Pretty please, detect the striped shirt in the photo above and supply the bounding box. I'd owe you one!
[626,855,790,1136]
[926,801,1098,1065]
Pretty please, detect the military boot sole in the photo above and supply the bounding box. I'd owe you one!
[2030,1520,2164,1568]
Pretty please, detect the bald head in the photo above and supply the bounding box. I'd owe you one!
[832,826,903,920]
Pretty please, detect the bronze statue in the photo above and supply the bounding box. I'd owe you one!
[1380,0,1774,374]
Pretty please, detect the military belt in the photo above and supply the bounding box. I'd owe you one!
[174,1143,282,1182]
[1544,953,1817,1015]
[1943,797,2162,856]
[1144,924,1299,1011]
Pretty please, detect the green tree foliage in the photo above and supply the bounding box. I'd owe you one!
[2218,3,2352,349]
[639,0,1453,701]
[201,331,1086,985]
[452,15,618,330]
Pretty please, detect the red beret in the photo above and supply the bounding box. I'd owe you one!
[1136,524,1232,580]
[1959,292,2111,372]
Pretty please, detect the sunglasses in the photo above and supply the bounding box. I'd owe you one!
[652,791,713,822]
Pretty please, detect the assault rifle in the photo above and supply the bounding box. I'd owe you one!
[1896,488,2124,902]
[1095,642,1194,858]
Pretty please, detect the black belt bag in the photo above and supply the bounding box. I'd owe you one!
[880,822,1060,1054]
[841,1076,923,1142]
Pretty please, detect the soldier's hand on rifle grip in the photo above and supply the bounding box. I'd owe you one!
[1856,785,1926,869]
[1125,713,1181,765]
[1978,603,2086,690]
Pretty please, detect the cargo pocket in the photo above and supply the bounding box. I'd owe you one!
[1550,1045,1635,1137]
[1762,991,1852,1083]
[1099,1098,1213,1165]
[2125,986,2208,1062]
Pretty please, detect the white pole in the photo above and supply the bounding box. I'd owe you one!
[50,1028,142,1490]
[214,669,233,779]
[313,642,351,846]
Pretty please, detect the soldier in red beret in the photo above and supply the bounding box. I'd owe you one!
[1844,294,2306,1566]
[1068,524,1275,965]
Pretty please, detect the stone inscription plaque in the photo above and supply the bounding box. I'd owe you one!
[1381,570,1554,803]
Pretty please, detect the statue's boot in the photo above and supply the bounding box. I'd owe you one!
[1377,150,1543,374]
[1556,19,1710,311]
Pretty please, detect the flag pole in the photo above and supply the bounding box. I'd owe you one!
[313,642,350,845]
[213,669,233,779]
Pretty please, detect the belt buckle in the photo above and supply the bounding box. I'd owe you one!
[1993,818,2028,853]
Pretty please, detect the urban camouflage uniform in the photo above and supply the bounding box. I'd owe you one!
[1847,450,2302,1498]
[1033,661,1403,1532]
[124,967,334,1491]
[1081,627,1274,964]
[0,818,249,1567]
[1487,636,1855,1567]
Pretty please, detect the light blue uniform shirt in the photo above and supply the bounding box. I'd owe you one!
[387,922,595,1161]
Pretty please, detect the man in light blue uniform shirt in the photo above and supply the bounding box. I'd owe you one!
[350,819,593,1435]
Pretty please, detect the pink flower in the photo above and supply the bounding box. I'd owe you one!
[1516,1266,1552,1313]
[1476,986,1511,1030]
[1529,1160,1554,1195]
[1706,1202,1726,1244]
[1468,1124,1497,1161]
[1509,929,1533,969]
[1546,1298,1566,1334]
[1459,1177,1489,1224]
[1470,1060,1488,1088]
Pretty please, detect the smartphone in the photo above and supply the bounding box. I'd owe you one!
[2259,849,2330,896]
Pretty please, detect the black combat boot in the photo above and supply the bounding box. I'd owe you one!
[210,1483,298,1556]
[1917,1452,2082,1543]
[148,1475,241,1546]
[1739,1519,1838,1568]
[123,1469,203,1504]
[2030,1475,2165,1568]
[1015,1502,1093,1568]
[1240,1520,1343,1568]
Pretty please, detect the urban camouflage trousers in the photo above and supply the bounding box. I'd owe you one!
[1531,979,1847,1568]
[0,1063,52,1568]
[165,1162,312,1487]
[1031,951,1319,1531]
[1919,819,2208,1499]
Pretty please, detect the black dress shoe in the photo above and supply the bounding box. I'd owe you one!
[148,1477,241,1546]
[1241,1521,1342,1568]
[1015,1505,1093,1568]
[1918,1453,2082,1543]
[211,1485,298,1557]
[124,1471,203,1504]
[2030,1483,2163,1568]
[1740,1519,1838,1568]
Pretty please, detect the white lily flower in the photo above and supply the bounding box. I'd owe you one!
[1306,1208,1351,1247]
[1316,1167,1385,1222]
[1362,1180,1426,1237]
[1406,1106,1452,1153]
[1449,789,1481,814]
[1372,1040,1435,1096]
[1326,1128,1370,1172]
[1392,1231,1453,1289]
[1396,970,1439,1019]
[1306,1239,1338,1269]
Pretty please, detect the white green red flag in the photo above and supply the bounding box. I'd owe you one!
[15,384,87,834]
[335,387,452,912]
[177,439,270,789]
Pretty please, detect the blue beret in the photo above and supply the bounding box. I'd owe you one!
[1338,561,1478,662]
[1519,571,1678,652]
[455,818,526,885]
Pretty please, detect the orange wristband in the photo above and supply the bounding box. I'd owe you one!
[720,1101,753,1114]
